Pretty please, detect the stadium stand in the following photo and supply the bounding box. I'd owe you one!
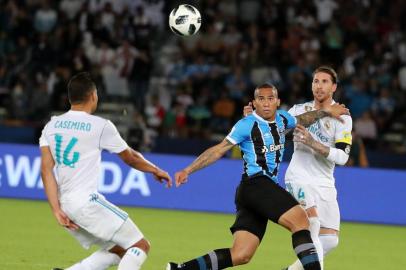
[0,0,405,168]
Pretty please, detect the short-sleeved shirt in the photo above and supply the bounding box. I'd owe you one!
[39,110,128,202]
[285,101,353,187]
[226,110,297,183]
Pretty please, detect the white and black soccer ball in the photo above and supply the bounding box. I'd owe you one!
[169,4,201,36]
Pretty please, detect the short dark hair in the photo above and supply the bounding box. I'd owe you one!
[67,72,96,104]
[313,66,338,84]
[254,83,278,98]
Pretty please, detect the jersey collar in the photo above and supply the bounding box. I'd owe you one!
[68,110,90,115]
[311,99,336,110]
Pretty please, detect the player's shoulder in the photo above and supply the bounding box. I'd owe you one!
[277,109,292,115]
[237,114,256,125]
[288,101,314,115]
[291,101,314,111]
[336,114,352,127]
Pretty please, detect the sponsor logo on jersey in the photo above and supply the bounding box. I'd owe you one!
[261,144,284,153]
[308,122,329,143]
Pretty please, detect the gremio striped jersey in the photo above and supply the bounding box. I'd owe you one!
[226,110,297,183]
[39,110,128,202]
[285,101,353,187]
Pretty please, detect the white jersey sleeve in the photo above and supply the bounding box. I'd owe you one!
[99,120,128,153]
[334,115,352,145]
[39,123,50,147]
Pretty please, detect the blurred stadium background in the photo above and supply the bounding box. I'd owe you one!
[0,0,405,269]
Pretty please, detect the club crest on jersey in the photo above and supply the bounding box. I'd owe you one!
[324,120,331,130]
[305,105,313,112]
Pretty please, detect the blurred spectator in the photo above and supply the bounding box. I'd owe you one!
[133,5,152,48]
[27,81,50,122]
[145,94,165,129]
[354,111,378,144]
[34,1,58,33]
[346,130,369,167]
[346,78,373,118]
[128,43,152,113]
[60,0,84,20]
[1,0,406,157]
[314,0,338,26]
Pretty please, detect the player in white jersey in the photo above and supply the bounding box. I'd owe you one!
[40,72,172,270]
[244,67,352,270]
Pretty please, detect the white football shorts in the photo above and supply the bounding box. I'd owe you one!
[61,192,144,250]
[285,182,340,231]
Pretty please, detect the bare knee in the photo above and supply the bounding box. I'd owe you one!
[132,238,151,254]
[278,205,310,233]
[231,248,254,266]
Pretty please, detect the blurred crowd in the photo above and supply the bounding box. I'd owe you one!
[1,0,406,155]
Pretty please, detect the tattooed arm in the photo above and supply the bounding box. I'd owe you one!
[295,103,349,127]
[293,125,330,156]
[175,139,235,187]
[295,110,330,127]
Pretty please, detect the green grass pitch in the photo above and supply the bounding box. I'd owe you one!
[1,198,405,270]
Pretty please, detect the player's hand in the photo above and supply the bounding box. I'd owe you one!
[323,103,349,123]
[175,170,189,187]
[53,208,79,230]
[152,168,172,188]
[243,102,253,117]
[293,124,314,146]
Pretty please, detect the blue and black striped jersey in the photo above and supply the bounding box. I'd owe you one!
[226,110,297,183]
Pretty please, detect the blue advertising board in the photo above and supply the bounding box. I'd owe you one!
[0,143,405,225]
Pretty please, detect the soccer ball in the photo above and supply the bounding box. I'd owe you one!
[169,4,201,36]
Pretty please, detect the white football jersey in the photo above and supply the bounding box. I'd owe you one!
[285,101,352,187]
[39,110,128,202]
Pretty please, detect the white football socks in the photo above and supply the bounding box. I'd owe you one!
[117,247,147,270]
[319,234,339,256]
[66,250,121,270]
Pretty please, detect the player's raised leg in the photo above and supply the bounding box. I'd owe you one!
[284,206,324,270]
[63,250,121,270]
[166,230,258,270]
[278,205,321,270]
[110,218,149,270]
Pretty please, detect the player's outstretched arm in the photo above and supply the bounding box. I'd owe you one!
[40,146,79,230]
[175,139,234,187]
[118,148,172,188]
[295,103,349,127]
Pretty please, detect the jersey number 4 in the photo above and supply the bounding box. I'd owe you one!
[286,183,305,200]
[54,134,80,168]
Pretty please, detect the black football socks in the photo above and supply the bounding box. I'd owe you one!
[175,248,232,270]
[292,230,321,270]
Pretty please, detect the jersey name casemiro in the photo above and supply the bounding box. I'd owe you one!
[226,110,297,183]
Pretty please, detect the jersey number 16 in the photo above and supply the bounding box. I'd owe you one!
[54,134,80,168]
